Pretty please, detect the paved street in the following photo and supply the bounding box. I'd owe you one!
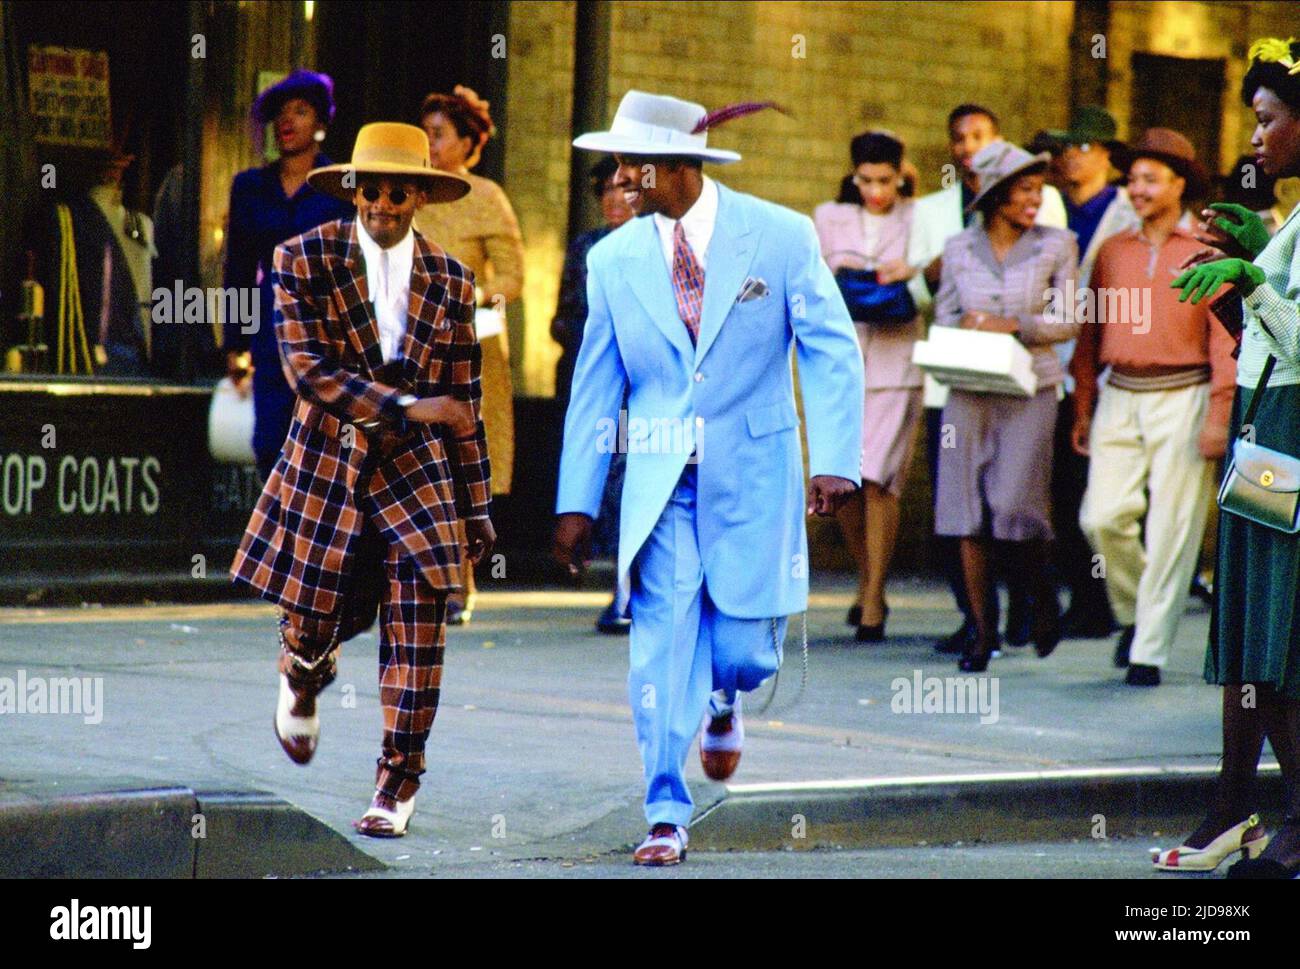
[0,575,1245,877]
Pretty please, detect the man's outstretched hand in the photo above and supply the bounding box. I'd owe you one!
[807,475,858,516]
[553,512,594,577]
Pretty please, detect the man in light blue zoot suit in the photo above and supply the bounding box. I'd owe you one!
[554,91,865,866]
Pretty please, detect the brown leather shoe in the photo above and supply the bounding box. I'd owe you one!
[273,674,319,765]
[699,709,743,782]
[353,792,415,838]
[633,823,687,865]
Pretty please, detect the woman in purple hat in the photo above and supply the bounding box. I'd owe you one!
[222,69,353,481]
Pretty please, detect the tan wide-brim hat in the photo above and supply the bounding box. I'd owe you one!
[307,122,470,204]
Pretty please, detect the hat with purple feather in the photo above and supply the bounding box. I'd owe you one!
[253,68,337,126]
[573,90,785,163]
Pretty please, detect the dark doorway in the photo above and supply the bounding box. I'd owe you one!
[1130,52,1225,186]
[314,0,509,183]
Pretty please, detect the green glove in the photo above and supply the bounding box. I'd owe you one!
[1172,258,1266,304]
[1208,202,1271,259]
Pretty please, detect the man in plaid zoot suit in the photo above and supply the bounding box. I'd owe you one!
[230,123,494,838]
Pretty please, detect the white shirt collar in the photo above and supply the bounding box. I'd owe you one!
[356,220,415,284]
[356,221,416,362]
[654,174,719,270]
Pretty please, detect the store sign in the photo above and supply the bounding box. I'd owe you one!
[0,385,258,577]
[27,45,111,148]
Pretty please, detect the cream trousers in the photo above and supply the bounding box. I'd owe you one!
[1079,382,1214,668]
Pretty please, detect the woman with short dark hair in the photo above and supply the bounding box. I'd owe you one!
[1159,37,1300,877]
[814,131,923,642]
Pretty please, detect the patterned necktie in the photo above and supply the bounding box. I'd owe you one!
[670,220,704,343]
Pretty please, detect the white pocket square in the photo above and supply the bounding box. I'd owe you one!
[737,277,770,303]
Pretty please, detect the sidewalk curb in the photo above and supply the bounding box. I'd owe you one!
[689,765,1286,852]
[0,785,385,878]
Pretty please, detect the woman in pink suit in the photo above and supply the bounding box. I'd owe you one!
[814,131,924,642]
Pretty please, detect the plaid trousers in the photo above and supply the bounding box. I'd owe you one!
[279,514,450,802]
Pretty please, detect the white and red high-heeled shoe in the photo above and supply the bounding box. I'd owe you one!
[1153,814,1269,871]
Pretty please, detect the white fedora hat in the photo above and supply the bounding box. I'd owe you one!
[573,90,742,164]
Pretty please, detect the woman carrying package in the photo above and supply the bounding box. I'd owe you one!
[932,141,1079,672]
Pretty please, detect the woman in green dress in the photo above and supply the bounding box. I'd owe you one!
[1161,37,1300,877]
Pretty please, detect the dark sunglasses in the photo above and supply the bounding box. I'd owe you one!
[359,184,412,205]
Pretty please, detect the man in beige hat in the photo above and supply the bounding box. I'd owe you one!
[555,90,865,865]
[231,122,496,836]
[1071,127,1234,687]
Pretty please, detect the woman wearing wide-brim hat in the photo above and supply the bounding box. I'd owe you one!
[1159,36,1300,878]
[931,140,1081,672]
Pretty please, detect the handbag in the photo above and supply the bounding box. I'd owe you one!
[833,267,916,325]
[1218,355,1300,533]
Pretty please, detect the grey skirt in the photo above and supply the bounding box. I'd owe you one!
[933,386,1058,541]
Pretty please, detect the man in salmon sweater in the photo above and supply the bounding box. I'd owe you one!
[1071,128,1236,687]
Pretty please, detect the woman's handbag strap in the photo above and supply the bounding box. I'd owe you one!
[1239,354,1276,437]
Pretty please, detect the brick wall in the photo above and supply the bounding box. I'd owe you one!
[604,0,1076,227]
[504,0,577,398]
[501,0,1300,571]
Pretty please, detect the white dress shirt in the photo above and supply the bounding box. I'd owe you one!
[653,173,718,272]
[356,221,415,362]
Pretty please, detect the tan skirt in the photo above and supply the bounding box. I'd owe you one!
[478,332,514,495]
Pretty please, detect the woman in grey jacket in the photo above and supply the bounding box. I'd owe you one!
[932,141,1079,672]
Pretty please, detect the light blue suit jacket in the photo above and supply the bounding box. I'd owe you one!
[556,182,865,618]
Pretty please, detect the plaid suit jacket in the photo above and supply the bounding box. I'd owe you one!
[231,217,492,621]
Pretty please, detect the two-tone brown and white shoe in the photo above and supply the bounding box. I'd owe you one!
[633,823,688,865]
[273,673,320,765]
[699,694,744,782]
[354,792,416,838]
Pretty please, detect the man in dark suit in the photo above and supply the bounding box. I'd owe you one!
[231,123,495,838]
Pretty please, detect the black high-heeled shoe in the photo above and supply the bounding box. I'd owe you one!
[1032,598,1062,659]
[1227,817,1300,879]
[958,633,995,673]
[854,606,888,643]
[846,605,862,627]
[958,648,991,673]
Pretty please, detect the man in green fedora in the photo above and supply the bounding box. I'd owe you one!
[1046,105,1140,640]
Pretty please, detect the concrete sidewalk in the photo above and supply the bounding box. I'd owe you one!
[0,576,1277,876]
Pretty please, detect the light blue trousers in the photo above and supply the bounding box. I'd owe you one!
[628,464,786,827]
